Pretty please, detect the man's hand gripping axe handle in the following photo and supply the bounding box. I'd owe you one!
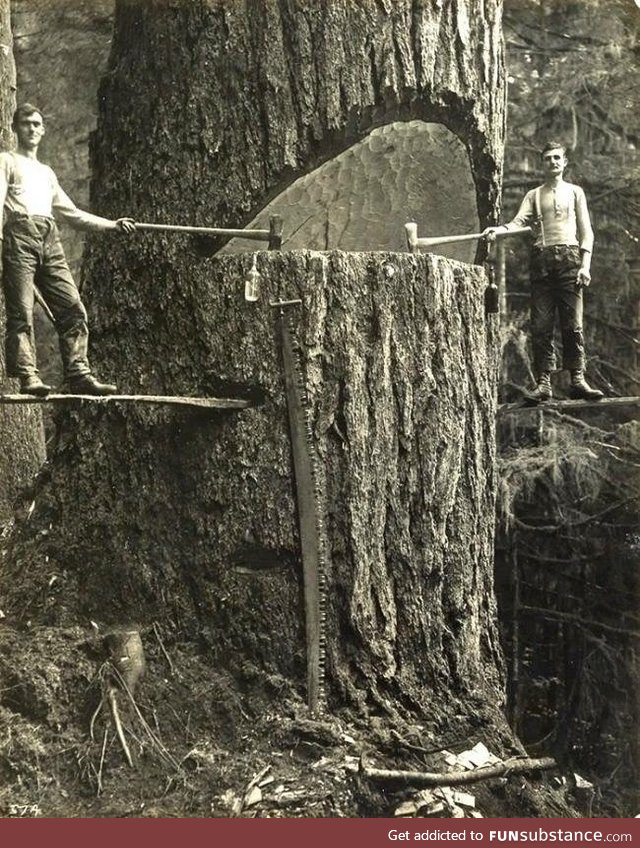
[405,222,531,252]
[135,214,283,250]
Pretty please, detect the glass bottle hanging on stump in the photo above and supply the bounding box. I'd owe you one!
[484,244,499,315]
[484,270,499,315]
[244,255,261,302]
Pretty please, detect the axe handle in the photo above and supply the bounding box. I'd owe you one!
[135,215,283,249]
[405,223,531,252]
[135,222,270,241]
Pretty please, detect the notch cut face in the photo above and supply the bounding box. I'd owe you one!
[221,122,478,262]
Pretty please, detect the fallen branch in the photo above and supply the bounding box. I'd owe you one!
[111,664,181,771]
[361,756,556,787]
[89,697,103,742]
[97,728,108,795]
[107,685,133,767]
[153,622,175,674]
[535,408,613,435]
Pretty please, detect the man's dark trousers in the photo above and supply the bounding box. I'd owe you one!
[530,244,585,376]
[2,215,91,380]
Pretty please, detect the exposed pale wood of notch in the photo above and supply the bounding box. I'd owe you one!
[0,393,252,410]
[499,396,640,415]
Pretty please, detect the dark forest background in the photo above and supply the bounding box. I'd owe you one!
[496,0,640,816]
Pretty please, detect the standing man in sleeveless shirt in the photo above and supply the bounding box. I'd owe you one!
[483,141,603,402]
[0,103,136,397]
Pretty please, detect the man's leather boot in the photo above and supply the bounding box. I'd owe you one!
[20,374,52,397]
[568,369,604,401]
[531,371,552,401]
[69,374,118,396]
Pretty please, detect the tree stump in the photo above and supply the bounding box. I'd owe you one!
[4,0,507,723]
[5,249,503,717]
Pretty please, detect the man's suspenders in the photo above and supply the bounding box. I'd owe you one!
[534,187,544,246]
[534,184,578,248]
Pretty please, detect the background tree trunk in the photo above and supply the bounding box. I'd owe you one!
[0,0,45,525]
[5,0,507,722]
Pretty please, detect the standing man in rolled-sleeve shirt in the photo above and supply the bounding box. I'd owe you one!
[483,141,603,402]
[0,103,136,396]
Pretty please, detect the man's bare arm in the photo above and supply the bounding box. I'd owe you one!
[575,187,594,287]
[482,190,535,241]
[0,156,10,239]
[52,177,135,234]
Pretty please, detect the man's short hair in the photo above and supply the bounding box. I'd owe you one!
[12,103,45,129]
[540,141,566,157]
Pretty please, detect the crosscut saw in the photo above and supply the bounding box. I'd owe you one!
[271,299,326,713]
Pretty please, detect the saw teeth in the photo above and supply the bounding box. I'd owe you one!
[279,314,328,713]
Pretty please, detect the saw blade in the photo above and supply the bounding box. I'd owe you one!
[277,310,327,713]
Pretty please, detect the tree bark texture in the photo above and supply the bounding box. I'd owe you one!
[0,0,45,523]
[91,0,505,232]
[5,0,507,717]
[6,249,504,714]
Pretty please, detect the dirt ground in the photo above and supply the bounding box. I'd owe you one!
[0,619,588,820]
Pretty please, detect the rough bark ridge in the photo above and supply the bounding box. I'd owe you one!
[0,0,45,523]
[4,0,506,720]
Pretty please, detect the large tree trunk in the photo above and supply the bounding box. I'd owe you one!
[93,0,505,235]
[0,0,45,524]
[5,0,506,720]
